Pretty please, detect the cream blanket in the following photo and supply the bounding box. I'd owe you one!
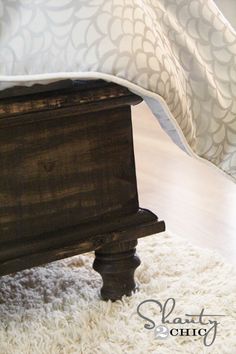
[0,0,236,181]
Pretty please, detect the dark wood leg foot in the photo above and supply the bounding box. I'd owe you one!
[93,239,141,301]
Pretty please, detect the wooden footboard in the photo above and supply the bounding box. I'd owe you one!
[0,80,165,300]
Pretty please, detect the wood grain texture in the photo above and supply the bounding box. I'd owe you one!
[0,80,165,299]
[0,105,139,241]
[0,208,165,276]
[0,81,141,128]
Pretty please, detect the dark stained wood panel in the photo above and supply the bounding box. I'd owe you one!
[0,106,139,242]
[0,80,165,300]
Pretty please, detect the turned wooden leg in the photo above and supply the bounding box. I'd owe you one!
[93,239,141,301]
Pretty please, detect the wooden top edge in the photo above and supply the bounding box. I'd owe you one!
[0,79,109,99]
[0,80,142,120]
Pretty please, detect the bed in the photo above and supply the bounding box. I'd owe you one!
[0,0,235,301]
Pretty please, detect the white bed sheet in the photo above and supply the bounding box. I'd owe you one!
[0,0,236,182]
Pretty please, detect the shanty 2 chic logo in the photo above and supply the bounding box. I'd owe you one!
[137,298,225,347]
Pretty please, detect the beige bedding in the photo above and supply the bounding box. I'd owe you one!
[0,0,236,181]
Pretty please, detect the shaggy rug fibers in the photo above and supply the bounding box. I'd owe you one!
[0,232,235,354]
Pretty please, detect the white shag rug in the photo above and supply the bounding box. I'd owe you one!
[0,232,235,354]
